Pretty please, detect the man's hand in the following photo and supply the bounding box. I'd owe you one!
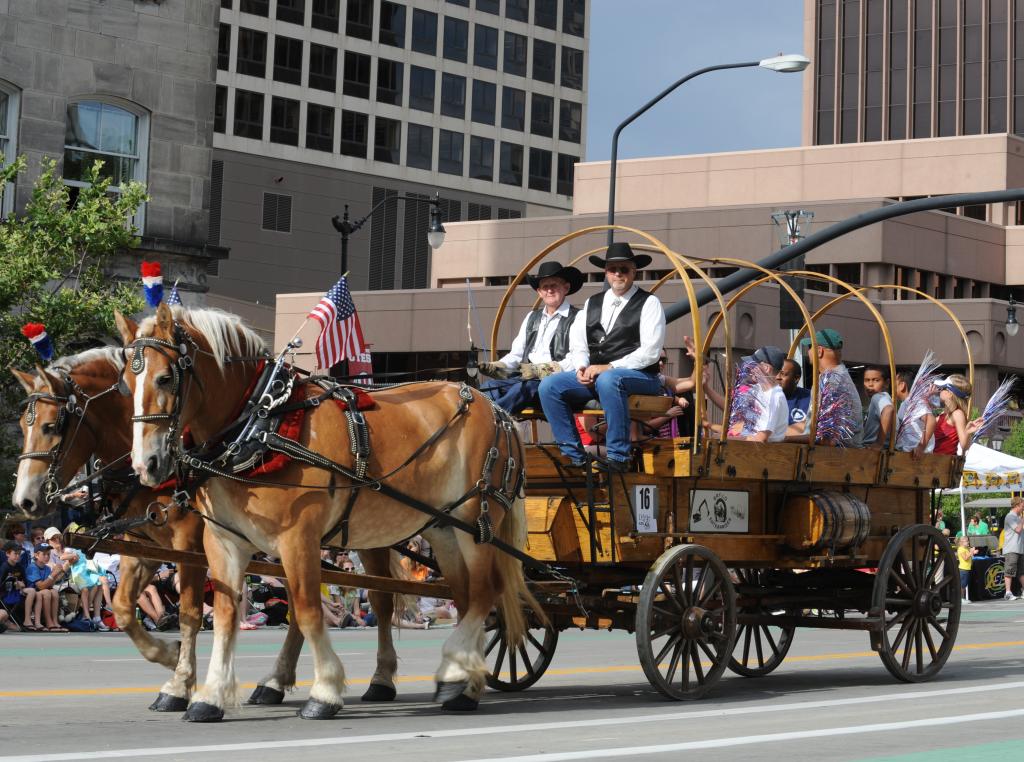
[579,364,611,385]
[478,361,511,379]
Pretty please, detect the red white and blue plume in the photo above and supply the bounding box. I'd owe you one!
[727,358,767,439]
[21,323,54,362]
[815,368,859,446]
[972,376,1019,444]
[896,349,941,451]
[141,261,164,307]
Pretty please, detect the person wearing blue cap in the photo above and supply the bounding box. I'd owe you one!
[786,328,863,447]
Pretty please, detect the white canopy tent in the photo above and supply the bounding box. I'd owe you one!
[957,443,1024,539]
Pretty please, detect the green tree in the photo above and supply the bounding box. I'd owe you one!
[1,156,147,505]
[1001,418,1024,460]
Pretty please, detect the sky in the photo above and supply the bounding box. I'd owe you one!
[585,0,806,161]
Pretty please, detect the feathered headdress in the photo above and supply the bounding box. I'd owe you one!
[895,349,941,451]
[21,323,54,362]
[815,368,859,446]
[972,376,1019,444]
[141,261,163,307]
[727,358,768,438]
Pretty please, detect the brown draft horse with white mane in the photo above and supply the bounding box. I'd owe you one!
[116,303,536,720]
[10,348,405,711]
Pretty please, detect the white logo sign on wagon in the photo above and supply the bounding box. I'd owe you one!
[689,489,749,533]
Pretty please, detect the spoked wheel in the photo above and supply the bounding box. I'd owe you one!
[728,568,795,678]
[872,524,961,682]
[636,544,737,700]
[484,610,558,691]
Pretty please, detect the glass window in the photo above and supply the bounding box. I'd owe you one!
[409,66,435,112]
[531,92,553,136]
[474,24,498,69]
[411,9,437,54]
[504,31,527,76]
[377,59,404,105]
[532,38,555,83]
[218,24,230,71]
[499,141,522,186]
[270,96,299,145]
[63,100,145,203]
[562,0,584,35]
[236,28,267,77]
[346,0,373,40]
[344,51,371,99]
[233,89,264,139]
[446,0,469,5]
[379,2,406,47]
[472,79,496,124]
[561,46,583,89]
[469,136,494,181]
[374,116,401,164]
[534,0,556,29]
[501,86,525,130]
[277,0,304,24]
[340,110,368,157]
[476,0,499,14]
[312,0,339,32]
[559,99,581,143]
[214,85,226,133]
[444,17,468,62]
[222,0,232,7]
[556,153,576,195]
[506,0,528,22]
[528,146,551,191]
[438,129,464,175]
[273,36,303,85]
[440,73,466,118]
[309,43,337,92]
[406,123,433,170]
[306,103,334,151]
[240,0,268,15]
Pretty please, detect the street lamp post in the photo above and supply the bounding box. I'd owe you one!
[605,53,811,246]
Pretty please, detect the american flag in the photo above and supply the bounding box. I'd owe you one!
[308,276,368,370]
[166,283,182,306]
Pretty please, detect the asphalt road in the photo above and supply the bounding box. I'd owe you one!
[3,599,1024,762]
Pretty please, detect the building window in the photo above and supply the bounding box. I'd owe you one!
[506,0,528,22]
[469,136,493,181]
[531,92,553,136]
[409,66,435,112]
[277,0,304,24]
[312,0,339,32]
[528,147,551,192]
[222,0,232,7]
[440,73,466,118]
[270,96,299,145]
[218,24,231,71]
[504,31,527,76]
[379,1,406,47]
[559,99,581,143]
[438,129,464,175]
[444,17,468,62]
[64,100,147,210]
[340,110,368,157]
[406,123,433,170]
[306,103,334,151]
[561,46,583,89]
[476,0,499,14]
[236,28,267,77]
[273,36,303,85]
[214,85,226,133]
[377,59,404,105]
[446,0,469,5]
[472,79,496,124]
[240,0,268,16]
[347,0,373,40]
[1,84,19,216]
[499,141,522,186]
[411,9,437,54]
[233,89,264,139]
[474,24,498,69]
[990,0,1008,133]
[534,0,556,29]
[344,51,371,99]
[501,86,525,130]
[261,192,291,233]
[562,0,584,35]
[309,43,337,91]
[532,38,555,83]
[557,153,576,195]
[375,116,401,163]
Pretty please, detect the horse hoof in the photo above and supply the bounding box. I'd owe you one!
[434,680,468,704]
[149,692,189,712]
[442,693,479,712]
[183,702,224,723]
[246,685,286,705]
[298,698,342,720]
[360,683,397,702]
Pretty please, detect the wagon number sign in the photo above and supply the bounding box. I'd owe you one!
[633,484,659,533]
[689,489,749,533]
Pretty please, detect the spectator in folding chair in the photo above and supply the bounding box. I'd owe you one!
[1,541,29,631]
[25,542,67,631]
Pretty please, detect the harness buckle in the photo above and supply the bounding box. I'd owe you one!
[178,355,193,369]
[172,489,191,509]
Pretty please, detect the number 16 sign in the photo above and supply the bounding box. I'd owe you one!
[633,484,659,533]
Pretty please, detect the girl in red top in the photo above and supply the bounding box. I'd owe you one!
[932,375,982,455]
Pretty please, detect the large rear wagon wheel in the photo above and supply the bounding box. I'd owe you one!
[636,544,737,700]
[484,611,558,691]
[873,524,961,682]
[728,569,795,678]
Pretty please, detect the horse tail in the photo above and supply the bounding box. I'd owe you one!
[388,548,418,619]
[493,492,547,650]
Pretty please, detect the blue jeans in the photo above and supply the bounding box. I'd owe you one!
[538,368,662,463]
[481,378,542,414]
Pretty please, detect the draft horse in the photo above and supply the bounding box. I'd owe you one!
[116,303,536,721]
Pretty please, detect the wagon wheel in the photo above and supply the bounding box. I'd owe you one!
[728,568,795,678]
[872,524,961,683]
[636,544,737,700]
[484,610,558,691]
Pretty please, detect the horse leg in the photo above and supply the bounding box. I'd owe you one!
[248,597,304,705]
[359,548,398,702]
[149,562,205,712]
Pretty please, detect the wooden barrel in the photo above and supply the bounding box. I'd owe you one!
[780,490,871,553]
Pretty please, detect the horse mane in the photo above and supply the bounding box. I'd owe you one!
[49,346,125,376]
[139,306,267,371]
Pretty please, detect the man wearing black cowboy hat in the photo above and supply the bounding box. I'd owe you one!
[538,242,666,472]
[479,260,584,414]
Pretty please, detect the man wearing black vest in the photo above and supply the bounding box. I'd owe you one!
[478,260,584,414]
[538,242,666,472]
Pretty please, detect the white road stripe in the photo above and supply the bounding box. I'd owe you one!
[92,653,363,662]
[6,679,1024,762]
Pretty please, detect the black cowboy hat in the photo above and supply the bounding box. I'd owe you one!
[588,241,652,270]
[526,260,585,295]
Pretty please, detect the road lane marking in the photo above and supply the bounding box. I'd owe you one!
[7,680,1024,761]
[92,653,363,662]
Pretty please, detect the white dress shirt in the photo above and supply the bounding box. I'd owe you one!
[567,285,666,371]
[498,301,575,371]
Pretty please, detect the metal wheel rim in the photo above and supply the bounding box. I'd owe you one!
[484,612,558,691]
